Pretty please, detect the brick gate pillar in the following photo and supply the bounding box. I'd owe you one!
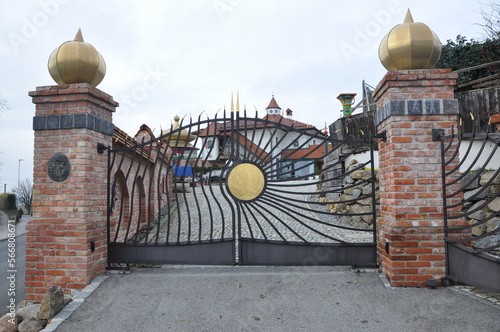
[26,83,117,301]
[373,69,460,287]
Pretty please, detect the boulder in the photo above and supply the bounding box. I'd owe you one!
[16,304,40,322]
[486,217,500,233]
[362,184,373,195]
[0,313,19,332]
[38,286,64,320]
[468,201,487,221]
[17,318,46,332]
[464,187,487,202]
[479,171,500,186]
[487,197,500,212]
[461,173,480,190]
[350,169,371,181]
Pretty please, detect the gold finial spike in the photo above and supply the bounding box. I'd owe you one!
[236,92,240,112]
[470,112,475,121]
[173,115,180,130]
[404,9,414,24]
[74,28,84,42]
[230,93,234,112]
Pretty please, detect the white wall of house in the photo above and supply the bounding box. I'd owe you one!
[345,150,380,170]
[459,139,500,171]
[341,137,498,172]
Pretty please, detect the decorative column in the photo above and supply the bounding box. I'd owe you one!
[374,69,460,286]
[373,10,466,287]
[26,30,117,301]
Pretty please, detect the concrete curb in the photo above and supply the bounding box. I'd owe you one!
[41,275,108,332]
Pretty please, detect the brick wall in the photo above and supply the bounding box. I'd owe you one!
[374,69,467,287]
[26,83,117,301]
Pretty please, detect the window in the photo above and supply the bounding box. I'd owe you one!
[293,140,299,147]
[207,140,213,148]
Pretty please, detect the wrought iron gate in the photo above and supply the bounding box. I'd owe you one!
[435,125,500,292]
[106,111,378,267]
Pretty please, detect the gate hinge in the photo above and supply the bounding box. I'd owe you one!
[97,143,108,154]
[432,128,445,142]
[375,130,387,142]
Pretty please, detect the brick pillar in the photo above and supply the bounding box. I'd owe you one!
[26,83,117,301]
[373,69,462,287]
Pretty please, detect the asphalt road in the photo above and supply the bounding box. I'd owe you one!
[55,266,500,332]
[1,234,26,316]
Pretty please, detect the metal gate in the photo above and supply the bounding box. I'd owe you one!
[105,111,378,267]
[435,125,500,292]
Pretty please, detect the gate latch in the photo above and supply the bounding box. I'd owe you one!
[97,143,108,154]
[432,128,445,142]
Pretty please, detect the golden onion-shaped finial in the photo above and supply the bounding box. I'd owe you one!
[48,28,106,87]
[165,115,197,149]
[378,9,442,70]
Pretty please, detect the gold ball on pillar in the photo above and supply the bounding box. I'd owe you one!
[48,28,106,87]
[378,9,442,70]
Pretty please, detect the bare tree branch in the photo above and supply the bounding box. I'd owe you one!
[477,1,500,40]
[16,178,33,215]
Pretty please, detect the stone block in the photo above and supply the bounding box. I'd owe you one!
[425,99,440,114]
[73,113,87,128]
[46,115,59,130]
[61,114,73,129]
[32,116,46,131]
[407,100,422,115]
[442,99,459,114]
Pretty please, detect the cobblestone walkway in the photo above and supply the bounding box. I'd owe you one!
[150,180,373,244]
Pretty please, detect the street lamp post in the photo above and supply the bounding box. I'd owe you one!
[18,158,23,189]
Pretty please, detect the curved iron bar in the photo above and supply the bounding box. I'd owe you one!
[244,201,288,242]
[253,198,349,243]
[261,192,373,232]
[241,202,268,241]
[250,200,314,243]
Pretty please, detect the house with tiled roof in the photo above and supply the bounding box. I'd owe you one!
[195,95,328,179]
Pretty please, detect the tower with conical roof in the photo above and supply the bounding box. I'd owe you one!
[266,95,282,115]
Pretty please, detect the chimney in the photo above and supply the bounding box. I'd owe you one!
[286,108,293,119]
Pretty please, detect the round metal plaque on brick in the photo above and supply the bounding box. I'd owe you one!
[47,153,70,182]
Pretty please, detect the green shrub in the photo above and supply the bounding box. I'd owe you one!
[6,194,16,210]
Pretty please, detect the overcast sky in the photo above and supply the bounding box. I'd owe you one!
[0,0,490,191]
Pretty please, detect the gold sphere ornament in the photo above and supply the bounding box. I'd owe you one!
[48,29,106,87]
[378,9,442,70]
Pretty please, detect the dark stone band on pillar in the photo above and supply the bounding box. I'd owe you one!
[33,113,114,135]
[375,99,459,126]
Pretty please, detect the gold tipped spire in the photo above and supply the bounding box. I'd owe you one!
[230,94,234,112]
[74,28,84,42]
[403,9,414,24]
[236,92,240,112]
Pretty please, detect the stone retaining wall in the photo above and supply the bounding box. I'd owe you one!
[462,170,500,250]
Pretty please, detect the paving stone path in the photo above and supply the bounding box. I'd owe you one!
[149,180,373,244]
